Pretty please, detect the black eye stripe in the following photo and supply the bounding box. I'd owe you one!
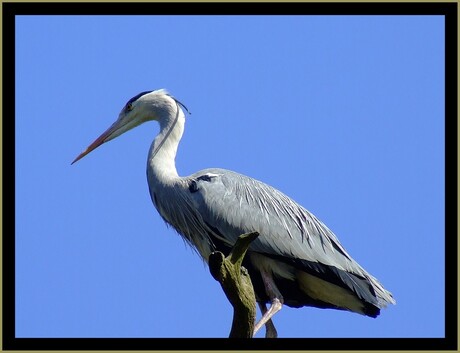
[123,90,190,115]
[125,90,152,107]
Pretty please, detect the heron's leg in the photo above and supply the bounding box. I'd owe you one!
[253,270,284,337]
[258,302,278,338]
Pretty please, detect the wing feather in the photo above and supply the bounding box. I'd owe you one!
[190,168,351,268]
[188,168,395,306]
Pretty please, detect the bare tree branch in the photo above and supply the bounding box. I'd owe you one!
[209,232,259,338]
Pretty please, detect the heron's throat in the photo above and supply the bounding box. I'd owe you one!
[148,113,185,182]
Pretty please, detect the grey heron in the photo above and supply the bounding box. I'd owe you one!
[72,89,395,337]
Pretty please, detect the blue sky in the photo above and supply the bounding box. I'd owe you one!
[15,15,445,338]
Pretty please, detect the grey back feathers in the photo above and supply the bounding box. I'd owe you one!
[149,167,395,315]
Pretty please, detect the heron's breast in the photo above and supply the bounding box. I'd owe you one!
[148,181,215,260]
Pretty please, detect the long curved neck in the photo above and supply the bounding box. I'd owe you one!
[147,107,185,184]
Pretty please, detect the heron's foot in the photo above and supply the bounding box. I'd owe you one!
[254,269,283,337]
[253,298,283,337]
[257,302,278,338]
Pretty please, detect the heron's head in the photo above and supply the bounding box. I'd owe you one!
[72,89,188,164]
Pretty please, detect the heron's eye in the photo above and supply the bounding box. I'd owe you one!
[126,103,133,111]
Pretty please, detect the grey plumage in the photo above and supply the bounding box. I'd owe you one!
[150,167,394,316]
[73,89,395,336]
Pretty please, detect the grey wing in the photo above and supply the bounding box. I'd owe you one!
[188,168,395,307]
[190,168,358,270]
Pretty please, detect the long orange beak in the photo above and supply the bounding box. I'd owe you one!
[71,122,119,164]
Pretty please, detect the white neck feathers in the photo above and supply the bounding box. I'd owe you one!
[147,103,185,184]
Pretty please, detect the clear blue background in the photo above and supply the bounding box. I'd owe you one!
[15,15,445,338]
